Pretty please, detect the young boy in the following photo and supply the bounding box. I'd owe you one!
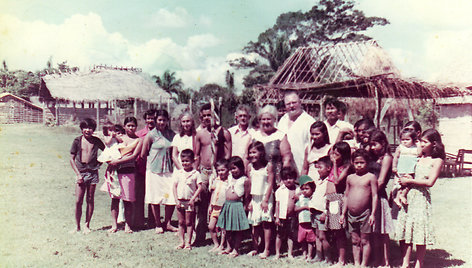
[340,149,378,266]
[295,175,316,262]
[274,166,299,259]
[70,118,105,234]
[173,149,203,250]
[310,156,336,262]
[208,159,230,253]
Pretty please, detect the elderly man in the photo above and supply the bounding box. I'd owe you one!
[277,91,315,173]
[228,105,254,163]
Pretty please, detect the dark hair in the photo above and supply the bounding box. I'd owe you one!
[316,155,333,168]
[155,109,170,120]
[337,101,347,115]
[124,116,137,126]
[400,129,418,141]
[310,121,330,146]
[180,149,195,160]
[323,97,342,110]
[354,118,375,130]
[352,149,371,163]
[80,118,97,131]
[200,103,219,115]
[102,121,113,136]
[178,112,196,137]
[332,142,351,165]
[215,158,229,169]
[114,124,125,135]
[248,141,268,166]
[229,156,245,175]
[281,166,298,181]
[301,181,316,191]
[143,109,156,120]
[369,130,391,156]
[421,129,445,159]
[404,121,422,134]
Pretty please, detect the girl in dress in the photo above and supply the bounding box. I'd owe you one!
[247,141,275,259]
[395,129,444,268]
[302,121,331,180]
[216,156,250,258]
[171,112,196,170]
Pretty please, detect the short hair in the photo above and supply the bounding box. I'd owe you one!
[178,112,196,137]
[257,105,278,120]
[281,166,298,181]
[143,109,156,120]
[200,103,219,115]
[113,124,125,134]
[229,156,245,175]
[155,109,170,120]
[215,158,229,169]
[316,155,333,168]
[369,130,391,156]
[352,149,370,162]
[284,91,300,102]
[421,129,445,159]
[80,118,97,131]
[180,149,195,160]
[301,181,315,191]
[332,142,351,165]
[323,97,342,110]
[124,116,137,126]
[404,121,422,134]
[337,101,347,115]
[235,105,250,115]
[354,118,375,130]
[248,141,268,166]
[400,129,418,141]
[310,121,330,146]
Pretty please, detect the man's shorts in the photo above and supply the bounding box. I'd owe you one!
[348,209,372,234]
[78,170,99,185]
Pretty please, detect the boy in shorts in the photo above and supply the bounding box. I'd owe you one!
[274,166,299,259]
[70,118,105,234]
[340,149,378,266]
[295,175,316,261]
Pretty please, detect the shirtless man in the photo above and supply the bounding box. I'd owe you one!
[194,103,231,245]
[340,149,378,267]
[70,118,105,234]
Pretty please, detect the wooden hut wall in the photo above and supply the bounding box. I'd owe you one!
[0,95,43,124]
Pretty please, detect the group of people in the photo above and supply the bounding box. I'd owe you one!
[70,92,445,267]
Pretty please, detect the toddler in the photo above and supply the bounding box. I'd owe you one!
[295,175,316,261]
[392,129,418,206]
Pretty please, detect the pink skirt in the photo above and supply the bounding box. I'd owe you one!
[117,173,136,202]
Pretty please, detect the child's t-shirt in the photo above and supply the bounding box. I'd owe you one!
[296,195,312,223]
[228,175,247,199]
[70,135,105,172]
[275,184,299,219]
[310,178,329,213]
[397,144,418,174]
[174,169,202,200]
[249,164,269,196]
[210,177,229,206]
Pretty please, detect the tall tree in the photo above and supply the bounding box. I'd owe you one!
[153,70,189,103]
[230,0,389,88]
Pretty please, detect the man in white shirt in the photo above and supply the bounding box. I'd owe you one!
[278,91,315,173]
[323,98,354,144]
[228,105,254,163]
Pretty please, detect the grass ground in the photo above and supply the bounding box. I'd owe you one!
[0,124,470,267]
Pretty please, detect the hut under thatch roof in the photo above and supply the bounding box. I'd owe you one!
[255,40,469,125]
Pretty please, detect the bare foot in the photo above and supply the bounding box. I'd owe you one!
[124,226,133,234]
[184,244,192,250]
[69,228,80,234]
[274,254,280,260]
[247,250,258,256]
[175,244,184,250]
[393,197,402,207]
[82,226,91,234]
[287,254,294,260]
[208,246,219,253]
[155,227,164,234]
[259,251,269,259]
[108,228,117,233]
[219,249,231,255]
[165,224,178,232]
[330,261,345,267]
[228,251,239,258]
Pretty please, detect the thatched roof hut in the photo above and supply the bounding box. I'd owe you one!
[0,93,45,124]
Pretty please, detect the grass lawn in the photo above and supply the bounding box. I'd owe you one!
[0,124,470,267]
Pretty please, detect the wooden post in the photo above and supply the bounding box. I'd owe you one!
[374,88,381,128]
[96,100,100,130]
[55,101,59,126]
[114,100,118,123]
[133,98,137,118]
[319,94,326,121]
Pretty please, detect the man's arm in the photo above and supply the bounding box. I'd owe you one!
[223,128,232,159]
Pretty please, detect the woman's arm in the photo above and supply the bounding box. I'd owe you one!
[111,139,143,165]
[194,132,201,168]
[369,173,379,225]
[400,158,444,187]
[377,154,393,190]
[392,147,401,174]
[280,135,293,168]
[261,162,275,212]
[301,146,309,176]
[172,146,182,170]
[140,134,151,159]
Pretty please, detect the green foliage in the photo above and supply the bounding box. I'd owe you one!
[153,70,192,104]
[416,102,438,128]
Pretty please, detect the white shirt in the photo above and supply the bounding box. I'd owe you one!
[324,119,354,145]
[174,169,202,200]
[275,184,299,219]
[171,134,193,153]
[278,111,315,172]
[228,125,254,159]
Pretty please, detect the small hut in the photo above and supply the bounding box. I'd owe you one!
[39,65,172,126]
[255,40,466,126]
[0,93,44,124]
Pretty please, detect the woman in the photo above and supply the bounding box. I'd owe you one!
[251,105,292,186]
[108,117,142,233]
[141,109,177,234]
[171,112,196,170]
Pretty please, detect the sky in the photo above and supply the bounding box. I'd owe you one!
[1,0,471,92]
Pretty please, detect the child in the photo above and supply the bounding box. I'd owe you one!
[295,175,316,262]
[172,149,203,250]
[69,118,105,234]
[98,124,125,163]
[368,130,394,267]
[326,142,352,266]
[302,121,332,180]
[216,156,250,258]
[208,159,230,253]
[274,166,299,260]
[247,141,274,259]
[395,129,444,268]
[309,156,336,262]
[392,129,419,206]
[340,149,378,267]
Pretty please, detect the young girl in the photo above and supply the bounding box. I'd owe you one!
[172,149,203,250]
[392,129,419,206]
[208,159,230,253]
[216,156,250,258]
[368,130,394,267]
[326,142,351,266]
[395,129,444,268]
[302,121,332,181]
[247,141,274,259]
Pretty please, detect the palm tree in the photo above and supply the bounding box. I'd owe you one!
[153,70,183,95]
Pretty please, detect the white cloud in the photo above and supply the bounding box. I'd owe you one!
[198,16,212,27]
[149,7,189,28]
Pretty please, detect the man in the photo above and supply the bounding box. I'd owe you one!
[277,91,315,174]
[194,103,231,245]
[228,105,254,164]
[323,98,354,144]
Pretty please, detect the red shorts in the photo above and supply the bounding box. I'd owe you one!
[298,223,316,243]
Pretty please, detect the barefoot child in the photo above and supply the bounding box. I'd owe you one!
[274,166,299,259]
[70,118,105,234]
[340,149,378,267]
[392,129,419,206]
[247,141,274,259]
[208,159,230,253]
[295,175,316,262]
[173,149,203,250]
[216,156,250,257]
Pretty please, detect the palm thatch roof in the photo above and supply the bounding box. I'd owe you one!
[256,40,469,105]
[41,68,171,103]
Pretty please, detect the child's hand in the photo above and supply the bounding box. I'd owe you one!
[339,215,345,225]
[275,218,281,226]
[76,174,84,184]
[176,200,181,208]
[261,199,269,212]
[247,202,253,212]
[320,213,326,222]
[189,199,195,207]
[392,168,398,174]
[399,174,412,186]
[368,214,375,226]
